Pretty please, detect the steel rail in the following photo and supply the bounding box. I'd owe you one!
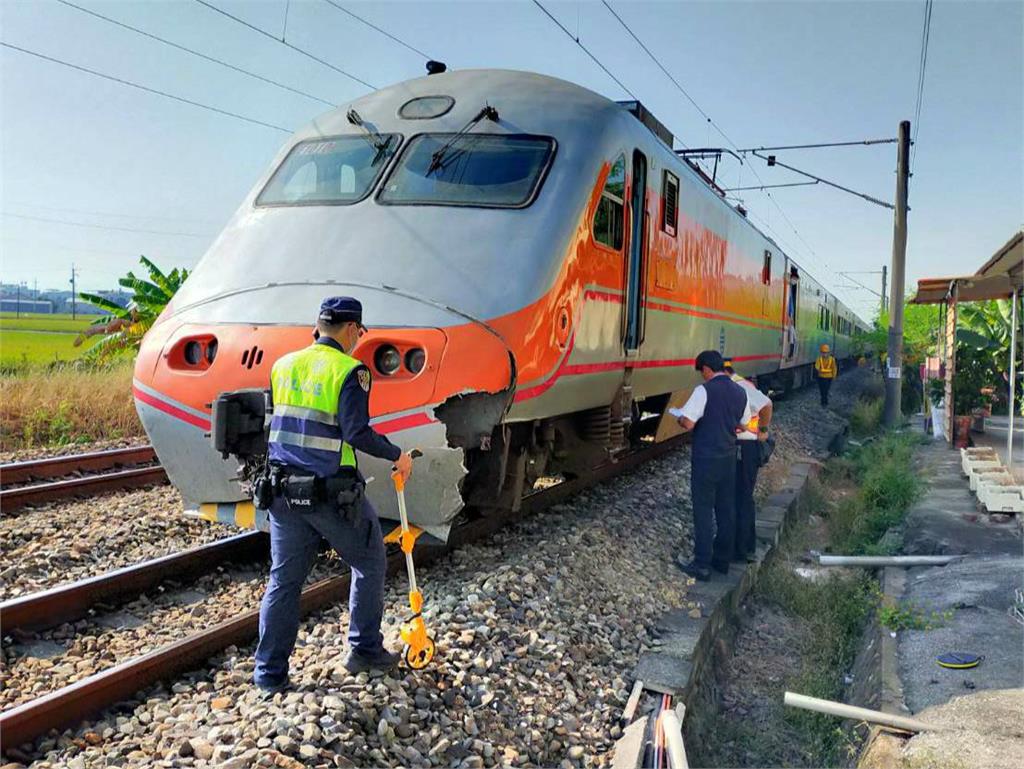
[1,467,168,511]
[0,532,268,635]
[0,434,686,750]
[1,446,157,485]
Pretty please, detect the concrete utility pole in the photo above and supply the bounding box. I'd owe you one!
[70,264,78,320]
[880,265,888,314]
[883,120,911,427]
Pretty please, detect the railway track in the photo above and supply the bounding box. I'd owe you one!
[0,446,167,511]
[0,434,686,751]
[0,531,268,636]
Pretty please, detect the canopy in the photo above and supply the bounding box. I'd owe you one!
[912,230,1022,304]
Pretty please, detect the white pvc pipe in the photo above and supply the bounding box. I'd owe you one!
[818,554,964,567]
[784,692,938,733]
[662,709,689,769]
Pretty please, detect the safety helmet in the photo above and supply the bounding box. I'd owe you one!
[820,343,830,353]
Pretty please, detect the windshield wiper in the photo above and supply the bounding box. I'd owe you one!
[346,109,392,164]
[427,105,499,176]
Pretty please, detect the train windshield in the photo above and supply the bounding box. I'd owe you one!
[256,134,400,206]
[378,134,554,207]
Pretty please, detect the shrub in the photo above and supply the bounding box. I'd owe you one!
[0,362,143,450]
[827,434,921,555]
[850,397,883,437]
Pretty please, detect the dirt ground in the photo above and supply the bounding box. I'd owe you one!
[859,689,1024,769]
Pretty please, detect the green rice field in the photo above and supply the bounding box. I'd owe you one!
[0,313,105,370]
[0,311,97,333]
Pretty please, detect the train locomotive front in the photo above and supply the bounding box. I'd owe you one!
[133,70,618,539]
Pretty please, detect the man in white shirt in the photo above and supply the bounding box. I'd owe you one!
[723,358,774,563]
[674,350,753,581]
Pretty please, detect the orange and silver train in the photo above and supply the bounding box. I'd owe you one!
[134,69,866,539]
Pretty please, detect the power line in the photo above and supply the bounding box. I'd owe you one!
[736,138,898,153]
[722,181,819,192]
[320,0,432,60]
[600,1,725,144]
[0,41,291,133]
[749,151,895,210]
[55,0,335,107]
[531,1,637,100]
[194,0,376,90]
[7,202,220,225]
[598,1,828,273]
[912,0,934,166]
[2,212,214,238]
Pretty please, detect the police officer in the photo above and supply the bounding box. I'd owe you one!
[253,297,415,693]
[675,350,751,581]
[723,358,773,563]
[814,343,838,406]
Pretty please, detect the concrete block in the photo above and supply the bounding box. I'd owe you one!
[759,505,787,524]
[634,651,693,695]
[611,715,648,769]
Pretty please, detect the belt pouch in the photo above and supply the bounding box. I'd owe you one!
[282,475,318,511]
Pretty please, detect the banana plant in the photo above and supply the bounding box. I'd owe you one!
[75,256,189,361]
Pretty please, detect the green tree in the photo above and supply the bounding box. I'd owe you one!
[76,256,189,361]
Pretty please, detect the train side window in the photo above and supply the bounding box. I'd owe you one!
[661,171,678,235]
[762,250,772,284]
[593,154,626,250]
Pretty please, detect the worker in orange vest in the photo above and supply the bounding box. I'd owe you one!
[814,343,838,406]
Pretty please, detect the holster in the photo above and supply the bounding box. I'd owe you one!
[326,472,365,524]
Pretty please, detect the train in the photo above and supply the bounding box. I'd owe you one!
[133,69,867,540]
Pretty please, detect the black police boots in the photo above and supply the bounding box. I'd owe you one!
[344,647,400,675]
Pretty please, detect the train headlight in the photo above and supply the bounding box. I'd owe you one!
[205,339,218,364]
[405,348,426,375]
[184,341,202,366]
[375,345,401,376]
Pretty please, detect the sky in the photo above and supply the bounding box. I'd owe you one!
[1,0,1021,321]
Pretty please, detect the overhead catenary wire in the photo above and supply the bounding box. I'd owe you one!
[7,201,220,225]
[0,41,292,133]
[598,1,835,281]
[749,151,895,210]
[912,0,934,165]
[531,0,637,100]
[320,0,432,60]
[55,0,335,107]
[194,0,376,90]
[1,212,213,238]
[737,138,898,153]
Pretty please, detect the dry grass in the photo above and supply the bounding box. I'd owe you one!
[0,363,143,450]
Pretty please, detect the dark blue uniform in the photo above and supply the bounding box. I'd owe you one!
[255,328,402,689]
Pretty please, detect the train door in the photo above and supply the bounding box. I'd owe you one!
[624,149,648,351]
[783,263,800,362]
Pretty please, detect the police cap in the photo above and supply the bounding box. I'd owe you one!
[319,296,364,327]
[694,349,725,372]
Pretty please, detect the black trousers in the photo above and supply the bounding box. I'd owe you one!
[735,441,761,558]
[818,377,833,406]
[690,454,736,569]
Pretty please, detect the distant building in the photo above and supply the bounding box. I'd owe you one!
[0,298,54,314]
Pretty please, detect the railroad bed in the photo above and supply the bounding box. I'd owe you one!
[2,370,873,767]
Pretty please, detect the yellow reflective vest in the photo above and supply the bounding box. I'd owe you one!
[814,355,837,379]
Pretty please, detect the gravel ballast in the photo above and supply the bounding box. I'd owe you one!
[6,369,873,768]
[0,487,233,600]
